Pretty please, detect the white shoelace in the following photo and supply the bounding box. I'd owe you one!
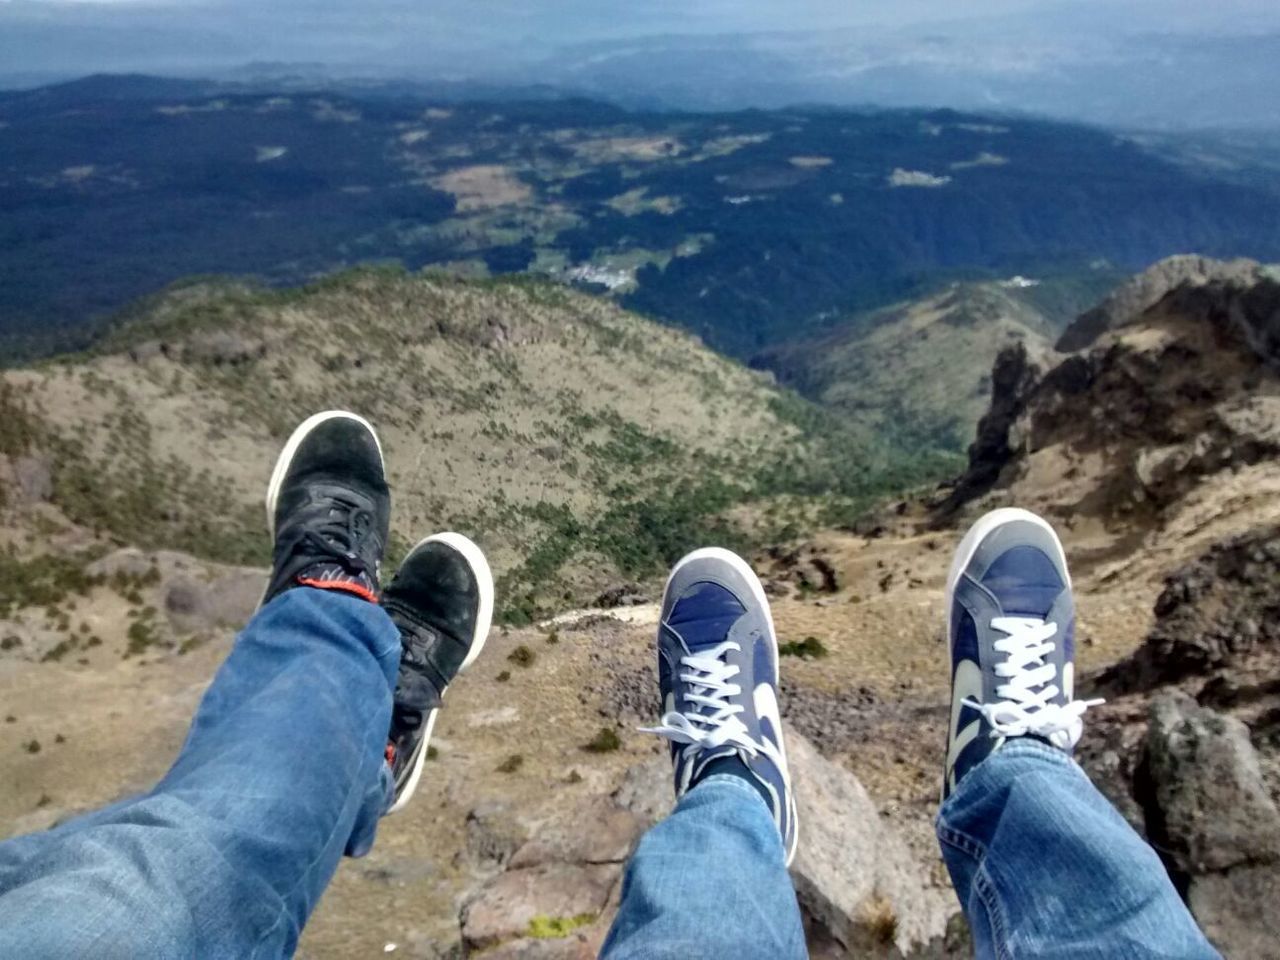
[642,640,764,757]
[964,616,1104,750]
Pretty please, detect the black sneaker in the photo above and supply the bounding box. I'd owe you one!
[382,533,493,813]
[261,411,390,608]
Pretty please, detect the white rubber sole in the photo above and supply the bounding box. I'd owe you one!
[663,546,799,866]
[944,507,1069,653]
[386,531,494,815]
[264,409,385,538]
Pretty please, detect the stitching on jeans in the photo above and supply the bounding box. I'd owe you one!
[974,866,1013,960]
[937,823,986,861]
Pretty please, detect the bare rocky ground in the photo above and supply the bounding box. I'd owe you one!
[0,503,1270,957]
[3,259,1280,957]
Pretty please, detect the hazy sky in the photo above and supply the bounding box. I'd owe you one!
[7,0,1280,39]
[3,0,1279,124]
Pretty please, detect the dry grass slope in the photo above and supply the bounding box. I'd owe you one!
[3,269,858,619]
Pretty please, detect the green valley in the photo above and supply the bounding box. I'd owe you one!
[4,76,1280,361]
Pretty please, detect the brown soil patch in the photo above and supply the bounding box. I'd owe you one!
[430,165,532,211]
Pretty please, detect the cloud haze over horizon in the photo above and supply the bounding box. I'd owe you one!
[3,0,1279,127]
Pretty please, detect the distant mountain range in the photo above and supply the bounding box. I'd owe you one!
[4,74,1280,363]
[529,26,1280,130]
[4,2,1280,130]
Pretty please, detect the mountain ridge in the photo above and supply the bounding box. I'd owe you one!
[0,268,950,623]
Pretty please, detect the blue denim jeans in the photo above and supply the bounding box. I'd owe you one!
[937,738,1220,959]
[603,739,1220,960]
[0,589,1219,960]
[600,774,807,959]
[0,588,400,958]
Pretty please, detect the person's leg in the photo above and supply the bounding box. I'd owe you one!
[600,548,805,960]
[601,775,804,960]
[0,587,400,958]
[0,411,494,959]
[938,739,1219,959]
[0,411,399,958]
[940,508,1219,959]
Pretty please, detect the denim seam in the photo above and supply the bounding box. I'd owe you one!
[936,823,986,862]
[973,866,1013,960]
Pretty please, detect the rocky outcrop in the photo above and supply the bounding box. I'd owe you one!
[179,330,267,365]
[593,583,650,609]
[507,798,645,869]
[458,795,640,957]
[461,862,619,955]
[87,547,265,636]
[786,734,951,956]
[1146,692,1280,873]
[932,341,1042,518]
[1071,515,1280,957]
[0,453,54,506]
[1144,693,1280,957]
[759,542,842,596]
[935,274,1280,524]
[1056,255,1270,352]
[463,802,531,870]
[1100,526,1280,692]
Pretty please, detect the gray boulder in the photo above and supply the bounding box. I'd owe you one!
[460,862,619,952]
[180,331,266,365]
[1102,527,1280,693]
[609,753,672,827]
[1188,864,1280,958]
[1147,691,1280,873]
[601,736,951,956]
[509,798,643,869]
[163,568,264,632]
[464,802,530,871]
[1145,692,1280,957]
[787,733,950,956]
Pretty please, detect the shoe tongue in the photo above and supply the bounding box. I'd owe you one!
[981,547,1063,619]
[669,582,746,653]
[994,589,1058,619]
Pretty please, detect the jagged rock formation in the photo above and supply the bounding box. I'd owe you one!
[760,542,842,596]
[927,264,1280,955]
[931,342,1043,516]
[1076,523,1280,957]
[1056,255,1273,352]
[936,273,1280,524]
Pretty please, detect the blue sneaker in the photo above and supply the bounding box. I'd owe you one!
[944,508,1103,800]
[644,547,798,865]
